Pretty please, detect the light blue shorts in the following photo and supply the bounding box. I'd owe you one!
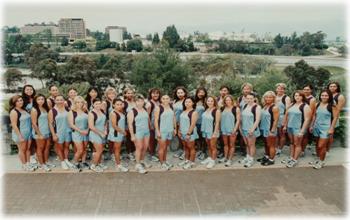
[202,131,220,139]
[12,130,32,143]
[89,131,106,144]
[260,129,277,138]
[135,130,150,140]
[241,129,260,138]
[221,131,238,136]
[33,133,51,140]
[57,132,72,144]
[72,131,88,143]
[108,132,124,143]
[287,127,306,136]
[160,132,173,141]
[313,127,330,139]
[180,133,198,141]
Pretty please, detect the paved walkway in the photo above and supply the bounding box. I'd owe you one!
[3,166,346,216]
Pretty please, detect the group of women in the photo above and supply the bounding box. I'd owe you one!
[9,81,345,174]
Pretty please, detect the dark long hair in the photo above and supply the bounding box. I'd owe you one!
[22,84,36,109]
[318,89,334,105]
[182,96,196,110]
[173,86,188,102]
[194,87,208,103]
[148,88,161,101]
[291,90,307,104]
[33,94,50,119]
[85,87,101,110]
[327,81,341,93]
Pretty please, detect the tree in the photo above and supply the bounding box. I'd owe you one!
[146,34,153,41]
[123,31,132,40]
[24,43,59,70]
[152,32,160,45]
[129,45,195,95]
[72,41,87,50]
[273,34,284,48]
[61,37,69,46]
[96,40,114,51]
[89,31,106,41]
[32,58,58,87]
[162,25,180,48]
[126,39,143,52]
[4,68,24,90]
[283,59,331,92]
[42,29,53,47]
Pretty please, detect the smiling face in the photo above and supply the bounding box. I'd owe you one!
[55,96,65,106]
[294,92,303,103]
[107,91,116,101]
[320,92,330,103]
[114,100,124,112]
[184,98,194,109]
[68,89,77,99]
[246,94,255,104]
[206,97,215,108]
[243,86,252,96]
[303,86,312,96]
[197,90,206,99]
[135,98,145,108]
[93,100,102,110]
[151,91,160,101]
[220,88,229,97]
[74,99,84,110]
[264,94,274,105]
[24,86,34,97]
[276,85,285,95]
[50,86,59,97]
[161,95,170,105]
[328,83,338,94]
[15,97,24,108]
[36,96,45,107]
[176,89,185,100]
[224,96,233,107]
[89,89,98,99]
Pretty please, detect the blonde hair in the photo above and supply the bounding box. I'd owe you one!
[72,96,86,111]
[275,83,287,90]
[241,82,253,91]
[261,91,276,106]
[223,95,236,108]
[105,87,117,101]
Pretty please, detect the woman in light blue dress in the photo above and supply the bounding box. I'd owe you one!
[48,95,74,171]
[219,95,240,167]
[282,90,311,168]
[31,94,51,172]
[10,95,34,172]
[172,86,188,159]
[68,96,89,171]
[258,91,279,166]
[123,88,137,161]
[103,87,118,161]
[309,89,338,169]
[88,98,107,172]
[240,92,261,168]
[128,95,151,174]
[200,96,221,169]
[178,96,198,170]
[108,98,128,172]
[154,95,177,171]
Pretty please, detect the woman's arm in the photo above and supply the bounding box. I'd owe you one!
[300,105,311,135]
[214,110,221,136]
[271,106,279,133]
[48,110,57,141]
[10,110,23,140]
[31,108,43,137]
[233,108,240,133]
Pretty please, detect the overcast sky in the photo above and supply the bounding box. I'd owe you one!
[2,2,347,40]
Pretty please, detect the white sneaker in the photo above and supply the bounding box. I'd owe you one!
[46,162,56,168]
[141,161,152,168]
[281,157,292,164]
[98,163,108,170]
[173,149,184,158]
[225,159,232,167]
[30,155,38,164]
[244,158,254,168]
[178,160,189,167]
[206,159,216,169]
[135,163,147,174]
[90,164,103,173]
[111,154,115,162]
[116,164,128,172]
[238,156,249,164]
[64,160,75,169]
[128,153,136,161]
[61,161,69,170]
[161,163,170,171]
[29,162,38,170]
[286,159,297,168]
[165,161,173,168]
[313,161,325,169]
[309,160,318,165]
[183,161,194,170]
[179,152,185,160]
[40,164,51,172]
[218,157,227,163]
[200,157,211,165]
[23,163,34,172]
[151,155,160,162]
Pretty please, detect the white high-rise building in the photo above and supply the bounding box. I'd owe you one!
[105,26,127,43]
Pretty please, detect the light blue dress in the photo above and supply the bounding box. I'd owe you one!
[260,107,277,138]
[12,109,32,143]
[287,104,305,135]
[159,107,175,141]
[179,110,198,141]
[133,109,150,139]
[89,111,106,144]
[201,110,219,139]
[108,111,126,143]
[53,108,72,144]
[32,110,50,139]
[313,105,332,139]
[174,100,184,124]
[221,108,236,136]
[71,111,89,143]
[241,105,260,137]
[276,95,288,128]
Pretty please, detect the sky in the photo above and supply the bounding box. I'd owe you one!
[1,1,347,40]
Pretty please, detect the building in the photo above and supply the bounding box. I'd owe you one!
[105,26,126,43]
[20,23,59,35]
[58,18,86,41]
